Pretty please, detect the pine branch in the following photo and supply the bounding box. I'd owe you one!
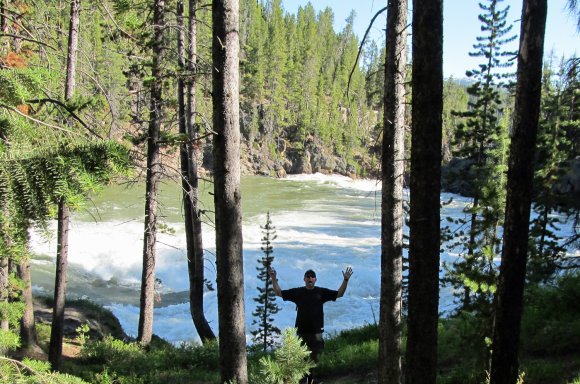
[0,103,82,137]
[26,98,103,139]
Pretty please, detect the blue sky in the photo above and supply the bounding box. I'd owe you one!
[281,0,578,78]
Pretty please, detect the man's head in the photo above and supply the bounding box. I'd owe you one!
[304,269,317,289]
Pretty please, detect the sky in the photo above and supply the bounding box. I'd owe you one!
[281,0,579,78]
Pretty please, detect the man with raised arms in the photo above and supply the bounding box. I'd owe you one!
[269,266,353,380]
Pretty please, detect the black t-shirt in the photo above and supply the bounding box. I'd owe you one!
[282,286,338,334]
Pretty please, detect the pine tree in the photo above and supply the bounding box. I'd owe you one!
[444,0,516,314]
[0,1,132,358]
[527,55,579,282]
[251,212,281,352]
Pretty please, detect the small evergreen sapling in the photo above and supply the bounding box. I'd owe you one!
[256,327,315,384]
[251,212,281,352]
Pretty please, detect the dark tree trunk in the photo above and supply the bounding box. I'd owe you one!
[138,0,165,346]
[49,199,70,370]
[379,0,408,383]
[405,1,443,383]
[0,1,6,37]
[490,1,547,383]
[177,0,215,343]
[188,0,215,343]
[0,256,8,330]
[18,256,38,350]
[212,0,247,382]
[49,0,79,369]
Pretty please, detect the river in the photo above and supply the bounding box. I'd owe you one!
[29,173,569,344]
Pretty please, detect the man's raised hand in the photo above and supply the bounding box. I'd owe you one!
[342,267,353,281]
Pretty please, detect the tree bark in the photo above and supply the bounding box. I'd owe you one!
[18,256,38,350]
[490,1,547,383]
[0,1,6,38]
[0,255,8,331]
[64,0,79,102]
[138,0,165,346]
[177,0,215,343]
[212,0,248,382]
[405,1,443,383]
[49,0,79,369]
[49,198,70,370]
[379,0,407,383]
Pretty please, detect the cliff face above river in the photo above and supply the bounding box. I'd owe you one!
[201,137,370,179]
[166,135,580,208]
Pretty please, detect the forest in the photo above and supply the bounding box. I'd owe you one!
[0,0,579,383]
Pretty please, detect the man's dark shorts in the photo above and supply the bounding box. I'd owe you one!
[298,332,324,359]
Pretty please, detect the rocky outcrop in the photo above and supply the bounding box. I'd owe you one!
[441,157,580,208]
[239,136,360,178]
[441,157,477,197]
[34,298,128,341]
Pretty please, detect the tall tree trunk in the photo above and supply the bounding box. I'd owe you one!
[49,199,70,369]
[177,0,215,343]
[0,207,10,331]
[212,0,247,382]
[0,1,6,38]
[379,0,407,383]
[18,255,38,351]
[138,0,165,346]
[63,0,79,102]
[490,1,547,383]
[0,256,8,331]
[187,0,215,342]
[49,0,79,369]
[405,1,443,383]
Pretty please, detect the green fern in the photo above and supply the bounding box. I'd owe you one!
[0,356,90,383]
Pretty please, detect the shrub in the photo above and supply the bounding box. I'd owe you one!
[250,327,314,384]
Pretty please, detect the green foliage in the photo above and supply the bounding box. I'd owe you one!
[76,323,91,347]
[0,141,132,227]
[528,55,579,283]
[35,322,52,351]
[0,356,90,384]
[81,336,143,365]
[251,327,314,384]
[438,312,492,383]
[0,67,46,105]
[317,325,379,376]
[73,336,221,384]
[437,273,580,383]
[0,300,24,328]
[521,273,580,356]
[0,330,20,355]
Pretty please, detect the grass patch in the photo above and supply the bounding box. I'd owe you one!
[67,336,221,384]
[317,324,379,376]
